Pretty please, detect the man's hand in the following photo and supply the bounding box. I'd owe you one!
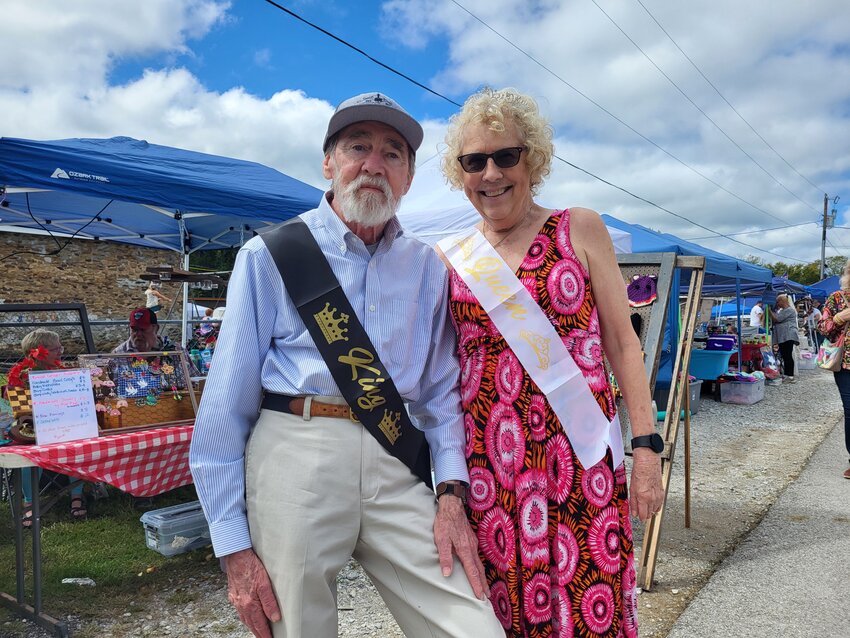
[629,449,664,522]
[222,548,281,638]
[433,493,489,600]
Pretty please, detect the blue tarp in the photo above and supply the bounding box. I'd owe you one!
[601,215,773,285]
[813,275,840,297]
[0,136,323,253]
[714,298,758,318]
[700,276,828,301]
[602,215,773,385]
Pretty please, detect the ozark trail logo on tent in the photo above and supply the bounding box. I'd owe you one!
[50,167,109,183]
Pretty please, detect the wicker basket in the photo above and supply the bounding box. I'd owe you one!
[98,391,196,429]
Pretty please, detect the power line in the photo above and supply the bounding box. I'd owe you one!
[448,0,803,228]
[263,0,808,263]
[633,0,825,196]
[556,156,805,262]
[687,221,818,241]
[261,0,461,107]
[589,0,819,214]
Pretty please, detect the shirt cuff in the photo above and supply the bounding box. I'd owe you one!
[208,516,253,558]
[431,449,470,488]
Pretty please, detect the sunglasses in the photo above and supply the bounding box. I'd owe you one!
[457,146,525,173]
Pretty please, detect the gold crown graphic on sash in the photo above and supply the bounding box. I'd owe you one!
[520,330,551,370]
[378,409,402,444]
[456,235,475,261]
[314,302,350,344]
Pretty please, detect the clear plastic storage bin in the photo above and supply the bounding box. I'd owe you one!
[719,379,765,405]
[797,352,817,370]
[140,501,211,557]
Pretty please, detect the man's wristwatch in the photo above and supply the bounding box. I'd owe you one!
[435,481,468,504]
[631,433,664,454]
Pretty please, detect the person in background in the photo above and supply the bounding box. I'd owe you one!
[144,281,171,314]
[818,260,850,480]
[440,87,663,637]
[113,307,174,354]
[749,300,765,332]
[189,92,503,638]
[805,299,823,348]
[9,329,87,525]
[769,294,799,383]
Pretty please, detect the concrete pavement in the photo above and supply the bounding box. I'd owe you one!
[667,417,850,637]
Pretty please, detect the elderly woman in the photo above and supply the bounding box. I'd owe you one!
[818,260,850,480]
[439,88,663,637]
[768,294,799,382]
[14,329,87,525]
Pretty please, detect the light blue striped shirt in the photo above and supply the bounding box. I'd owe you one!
[189,194,468,557]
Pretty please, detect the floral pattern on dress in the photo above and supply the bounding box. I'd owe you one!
[449,209,636,637]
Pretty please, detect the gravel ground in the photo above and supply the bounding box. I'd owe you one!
[5,367,843,637]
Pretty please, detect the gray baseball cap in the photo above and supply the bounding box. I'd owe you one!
[322,92,424,154]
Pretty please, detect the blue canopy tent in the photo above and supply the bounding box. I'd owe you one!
[714,297,758,318]
[701,276,828,302]
[601,215,773,385]
[0,136,324,340]
[813,275,840,298]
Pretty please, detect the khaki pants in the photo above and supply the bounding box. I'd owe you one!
[245,408,504,638]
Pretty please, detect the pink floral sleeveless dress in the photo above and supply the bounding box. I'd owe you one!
[448,209,638,637]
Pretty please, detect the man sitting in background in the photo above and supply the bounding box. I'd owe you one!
[113,307,174,353]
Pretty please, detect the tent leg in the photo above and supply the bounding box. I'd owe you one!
[181,253,190,348]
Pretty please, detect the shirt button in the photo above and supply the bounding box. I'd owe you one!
[369,304,376,312]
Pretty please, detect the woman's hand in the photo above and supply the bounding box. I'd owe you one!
[629,449,664,522]
[833,308,850,323]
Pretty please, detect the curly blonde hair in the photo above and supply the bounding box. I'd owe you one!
[442,88,554,195]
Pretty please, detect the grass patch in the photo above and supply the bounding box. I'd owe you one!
[0,482,218,629]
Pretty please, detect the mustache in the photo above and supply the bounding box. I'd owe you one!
[346,174,392,199]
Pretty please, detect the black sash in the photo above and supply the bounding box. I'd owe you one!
[260,217,433,488]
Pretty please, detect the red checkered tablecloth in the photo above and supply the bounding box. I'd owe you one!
[0,425,194,497]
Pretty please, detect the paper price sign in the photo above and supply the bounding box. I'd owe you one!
[29,368,99,445]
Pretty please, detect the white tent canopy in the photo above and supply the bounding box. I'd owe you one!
[397,154,632,253]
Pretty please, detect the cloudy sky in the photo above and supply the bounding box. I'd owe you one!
[2,0,848,264]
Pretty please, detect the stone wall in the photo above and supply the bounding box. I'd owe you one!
[0,232,186,357]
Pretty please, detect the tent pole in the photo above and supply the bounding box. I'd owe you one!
[179,215,189,348]
[735,278,743,371]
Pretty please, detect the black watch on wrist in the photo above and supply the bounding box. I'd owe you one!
[436,481,468,504]
[631,433,664,454]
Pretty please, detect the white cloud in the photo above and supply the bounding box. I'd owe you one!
[0,0,333,190]
[1,0,848,266]
[381,0,850,263]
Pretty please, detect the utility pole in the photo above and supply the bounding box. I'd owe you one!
[821,193,828,279]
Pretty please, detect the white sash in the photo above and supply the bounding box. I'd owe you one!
[439,228,624,468]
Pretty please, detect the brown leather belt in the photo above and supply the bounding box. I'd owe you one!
[262,393,355,421]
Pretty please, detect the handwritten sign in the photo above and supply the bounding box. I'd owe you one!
[29,369,99,445]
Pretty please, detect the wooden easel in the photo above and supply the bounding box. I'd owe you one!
[616,254,706,590]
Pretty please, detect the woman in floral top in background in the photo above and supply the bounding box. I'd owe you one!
[818,259,850,480]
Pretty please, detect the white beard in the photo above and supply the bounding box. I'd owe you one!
[333,172,399,228]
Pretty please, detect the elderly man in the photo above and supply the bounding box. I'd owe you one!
[113,307,174,353]
[189,93,501,638]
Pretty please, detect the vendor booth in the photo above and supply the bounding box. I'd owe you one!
[602,215,773,387]
[0,137,324,635]
[0,136,324,344]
